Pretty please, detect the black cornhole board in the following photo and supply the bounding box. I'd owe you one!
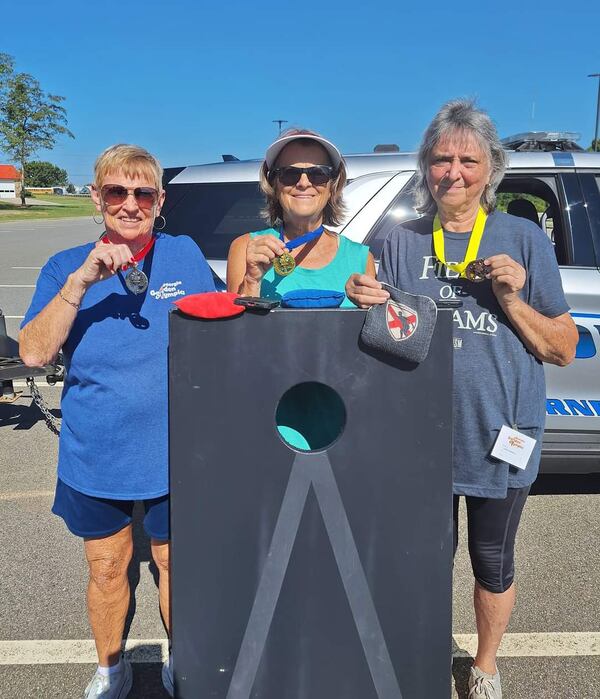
[169,308,454,699]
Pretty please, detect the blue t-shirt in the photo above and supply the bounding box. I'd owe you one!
[22,233,215,499]
[379,211,570,498]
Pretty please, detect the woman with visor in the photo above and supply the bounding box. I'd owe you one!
[19,144,215,698]
[227,129,375,451]
[227,128,376,304]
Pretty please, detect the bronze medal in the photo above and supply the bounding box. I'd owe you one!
[464,258,490,283]
[273,252,296,276]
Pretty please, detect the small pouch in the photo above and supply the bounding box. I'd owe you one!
[281,289,345,309]
[173,291,245,319]
[360,283,437,363]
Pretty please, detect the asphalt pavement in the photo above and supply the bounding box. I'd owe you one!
[0,219,599,698]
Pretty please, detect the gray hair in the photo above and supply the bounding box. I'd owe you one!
[413,99,507,214]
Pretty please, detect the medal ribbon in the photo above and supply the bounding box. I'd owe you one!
[432,207,487,277]
[279,225,324,250]
[101,234,156,269]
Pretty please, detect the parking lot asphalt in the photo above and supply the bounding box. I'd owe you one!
[1,219,599,698]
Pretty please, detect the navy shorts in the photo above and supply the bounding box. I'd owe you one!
[52,479,170,540]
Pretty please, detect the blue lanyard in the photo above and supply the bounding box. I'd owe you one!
[279,225,324,250]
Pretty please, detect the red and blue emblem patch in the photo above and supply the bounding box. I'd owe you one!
[386,300,418,341]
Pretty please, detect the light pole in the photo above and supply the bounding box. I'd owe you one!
[272,119,288,136]
[588,73,600,152]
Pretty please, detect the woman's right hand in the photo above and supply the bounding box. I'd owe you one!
[244,234,287,284]
[72,241,135,289]
[346,274,390,308]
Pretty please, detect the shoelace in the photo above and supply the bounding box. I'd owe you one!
[469,675,497,699]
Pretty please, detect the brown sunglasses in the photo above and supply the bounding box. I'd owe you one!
[101,184,159,210]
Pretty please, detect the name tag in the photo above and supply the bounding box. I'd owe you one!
[490,425,537,470]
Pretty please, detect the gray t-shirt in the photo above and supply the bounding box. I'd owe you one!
[379,210,570,498]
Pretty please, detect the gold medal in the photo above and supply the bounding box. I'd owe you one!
[273,252,296,276]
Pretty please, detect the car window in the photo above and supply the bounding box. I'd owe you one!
[162,182,266,259]
[362,176,420,258]
[496,176,569,265]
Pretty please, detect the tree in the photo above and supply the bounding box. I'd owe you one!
[66,183,76,194]
[0,53,74,205]
[25,160,68,187]
[587,139,599,152]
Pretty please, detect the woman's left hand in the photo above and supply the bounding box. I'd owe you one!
[484,254,526,307]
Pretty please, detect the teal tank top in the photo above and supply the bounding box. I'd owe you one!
[249,229,369,308]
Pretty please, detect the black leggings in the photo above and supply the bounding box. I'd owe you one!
[453,486,530,594]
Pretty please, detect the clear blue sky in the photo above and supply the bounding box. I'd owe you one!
[2,0,598,184]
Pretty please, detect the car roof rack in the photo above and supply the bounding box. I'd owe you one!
[501,131,584,152]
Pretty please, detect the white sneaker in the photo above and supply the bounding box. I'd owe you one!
[161,656,174,698]
[468,664,502,699]
[83,657,133,698]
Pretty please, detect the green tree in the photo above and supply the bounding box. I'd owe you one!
[25,160,68,187]
[587,139,599,152]
[0,53,74,205]
[66,182,76,194]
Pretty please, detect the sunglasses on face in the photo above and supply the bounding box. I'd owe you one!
[269,165,337,187]
[100,184,159,210]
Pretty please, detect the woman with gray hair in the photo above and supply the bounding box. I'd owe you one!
[227,128,375,305]
[346,100,577,698]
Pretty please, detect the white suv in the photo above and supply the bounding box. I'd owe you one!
[161,139,600,474]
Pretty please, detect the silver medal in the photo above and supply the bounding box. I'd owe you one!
[125,265,148,295]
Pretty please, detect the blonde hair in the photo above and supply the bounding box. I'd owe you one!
[259,128,347,227]
[93,144,163,191]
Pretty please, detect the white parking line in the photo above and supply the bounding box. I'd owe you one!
[0,633,598,665]
[0,639,169,665]
[3,315,24,319]
[453,632,600,657]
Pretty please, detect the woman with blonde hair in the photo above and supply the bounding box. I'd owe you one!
[19,143,215,698]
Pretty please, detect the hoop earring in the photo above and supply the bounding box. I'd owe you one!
[154,214,166,231]
[93,213,104,225]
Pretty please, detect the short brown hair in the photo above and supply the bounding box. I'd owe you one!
[94,144,163,192]
[259,128,347,227]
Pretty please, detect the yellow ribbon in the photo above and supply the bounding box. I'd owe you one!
[433,207,488,277]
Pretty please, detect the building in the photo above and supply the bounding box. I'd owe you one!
[0,165,20,199]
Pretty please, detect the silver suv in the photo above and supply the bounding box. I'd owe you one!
[161,137,600,474]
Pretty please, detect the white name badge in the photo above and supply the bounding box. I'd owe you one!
[490,425,537,470]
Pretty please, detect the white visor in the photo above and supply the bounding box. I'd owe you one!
[265,133,343,170]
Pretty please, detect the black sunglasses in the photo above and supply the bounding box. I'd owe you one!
[101,184,159,210]
[269,165,337,187]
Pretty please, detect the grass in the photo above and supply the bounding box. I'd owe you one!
[0,195,96,222]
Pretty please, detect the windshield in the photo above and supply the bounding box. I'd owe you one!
[162,182,267,259]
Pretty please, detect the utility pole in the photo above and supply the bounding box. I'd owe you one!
[272,119,288,136]
[588,73,600,152]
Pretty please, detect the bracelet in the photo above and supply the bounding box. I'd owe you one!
[59,289,81,310]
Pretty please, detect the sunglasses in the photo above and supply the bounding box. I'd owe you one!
[101,184,159,210]
[269,165,337,187]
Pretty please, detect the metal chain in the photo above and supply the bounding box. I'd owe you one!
[26,377,61,435]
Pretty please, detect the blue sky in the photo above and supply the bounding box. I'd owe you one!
[2,0,598,184]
